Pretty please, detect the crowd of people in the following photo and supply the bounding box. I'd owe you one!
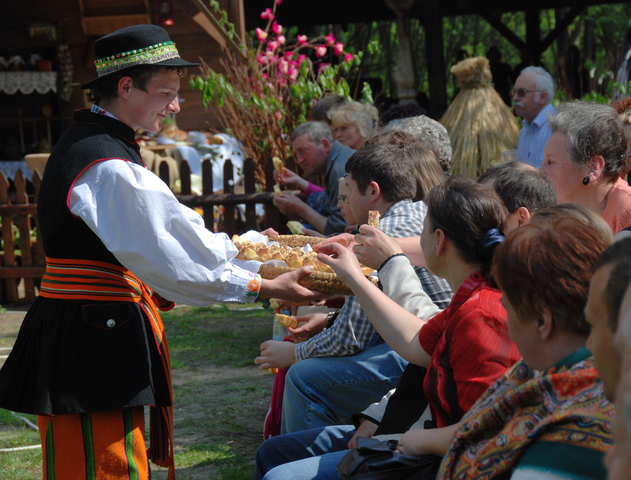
[255,48,631,480]
[1,22,631,480]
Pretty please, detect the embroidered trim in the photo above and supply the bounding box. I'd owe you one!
[247,274,262,297]
[94,42,180,76]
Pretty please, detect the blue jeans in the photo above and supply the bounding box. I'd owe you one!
[255,425,355,480]
[281,340,407,434]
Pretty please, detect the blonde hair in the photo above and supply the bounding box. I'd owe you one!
[330,101,379,138]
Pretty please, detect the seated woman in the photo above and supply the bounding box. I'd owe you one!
[439,212,615,480]
[255,176,521,480]
[539,101,631,233]
[329,101,380,150]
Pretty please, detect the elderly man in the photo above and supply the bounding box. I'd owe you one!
[273,121,354,234]
[512,66,557,169]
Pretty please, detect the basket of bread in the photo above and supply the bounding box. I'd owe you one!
[232,232,376,295]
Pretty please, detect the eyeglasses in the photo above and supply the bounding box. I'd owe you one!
[511,88,543,98]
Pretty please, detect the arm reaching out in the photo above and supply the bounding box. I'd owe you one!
[316,243,432,366]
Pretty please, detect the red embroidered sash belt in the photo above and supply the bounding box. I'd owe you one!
[40,257,177,479]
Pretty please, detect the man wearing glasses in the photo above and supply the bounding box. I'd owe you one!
[512,66,557,169]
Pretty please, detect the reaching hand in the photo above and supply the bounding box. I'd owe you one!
[273,193,306,216]
[352,225,404,271]
[255,340,297,369]
[260,227,279,237]
[313,233,356,253]
[316,242,364,286]
[274,167,308,191]
[288,313,328,342]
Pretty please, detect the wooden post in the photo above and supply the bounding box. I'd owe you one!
[223,159,236,236]
[525,9,541,65]
[201,158,215,231]
[243,158,258,230]
[0,172,18,303]
[422,0,447,118]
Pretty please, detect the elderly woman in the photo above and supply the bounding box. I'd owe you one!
[329,101,379,150]
[539,101,631,233]
[439,212,615,480]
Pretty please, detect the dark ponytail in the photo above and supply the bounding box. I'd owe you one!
[425,176,507,283]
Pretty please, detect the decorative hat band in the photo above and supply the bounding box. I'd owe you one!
[94,41,180,77]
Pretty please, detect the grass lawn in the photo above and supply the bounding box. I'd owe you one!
[0,303,276,479]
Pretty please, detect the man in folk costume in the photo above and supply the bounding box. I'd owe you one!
[0,24,321,480]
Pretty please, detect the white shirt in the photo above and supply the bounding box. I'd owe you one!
[68,158,260,306]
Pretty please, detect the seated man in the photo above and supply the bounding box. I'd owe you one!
[256,143,452,433]
[584,237,631,401]
[273,121,353,235]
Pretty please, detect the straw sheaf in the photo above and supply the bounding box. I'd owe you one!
[267,235,324,248]
[259,264,377,296]
[440,56,520,179]
[451,56,493,89]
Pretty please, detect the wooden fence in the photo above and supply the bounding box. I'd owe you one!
[0,156,295,304]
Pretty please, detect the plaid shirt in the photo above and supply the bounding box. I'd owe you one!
[295,199,453,361]
[517,103,557,169]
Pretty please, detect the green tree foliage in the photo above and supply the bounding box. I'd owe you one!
[296,4,631,104]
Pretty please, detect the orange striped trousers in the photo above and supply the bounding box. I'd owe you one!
[38,407,149,480]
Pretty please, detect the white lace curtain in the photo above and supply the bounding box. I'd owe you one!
[0,72,57,95]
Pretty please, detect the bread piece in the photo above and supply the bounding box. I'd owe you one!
[273,156,285,175]
[275,313,298,329]
[368,210,380,228]
[284,252,303,269]
[273,184,283,196]
[287,220,305,235]
[269,298,281,310]
[257,246,273,262]
[237,247,262,262]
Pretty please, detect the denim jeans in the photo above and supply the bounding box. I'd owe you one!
[280,340,408,434]
[255,425,355,480]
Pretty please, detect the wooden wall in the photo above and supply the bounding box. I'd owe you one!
[2,0,235,147]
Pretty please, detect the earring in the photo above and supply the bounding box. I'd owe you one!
[583,176,590,185]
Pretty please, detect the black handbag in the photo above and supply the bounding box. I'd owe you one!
[336,436,442,480]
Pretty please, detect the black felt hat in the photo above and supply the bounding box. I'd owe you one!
[81,24,201,89]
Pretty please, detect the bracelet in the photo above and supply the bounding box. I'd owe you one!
[377,253,407,273]
[326,310,340,329]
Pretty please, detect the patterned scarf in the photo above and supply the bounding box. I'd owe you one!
[439,348,614,479]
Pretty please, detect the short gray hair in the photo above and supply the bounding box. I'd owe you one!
[291,121,334,145]
[549,101,628,179]
[520,66,554,103]
[382,115,452,171]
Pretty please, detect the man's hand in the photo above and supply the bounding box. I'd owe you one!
[316,242,365,286]
[352,225,404,271]
[273,194,307,217]
[274,167,309,191]
[259,266,329,304]
[288,313,328,342]
[313,233,356,253]
[348,419,379,449]
[260,227,279,237]
[255,340,297,369]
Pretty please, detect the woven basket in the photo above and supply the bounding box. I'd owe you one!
[266,235,324,248]
[259,264,377,296]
